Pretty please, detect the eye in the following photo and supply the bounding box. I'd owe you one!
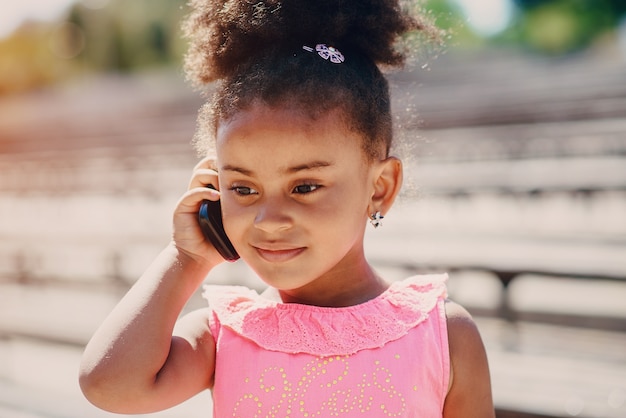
[292,183,321,194]
[230,186,258,196]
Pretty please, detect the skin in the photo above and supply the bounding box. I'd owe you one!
[78,103,494,416]
[215,104,396,306]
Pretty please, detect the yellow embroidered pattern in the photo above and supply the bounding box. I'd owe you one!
[232,355,409,417]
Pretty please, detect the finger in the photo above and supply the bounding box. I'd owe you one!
[177,187,220,214]
[188,168,219,190]
[194,155,217,171]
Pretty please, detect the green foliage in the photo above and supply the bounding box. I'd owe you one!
[1,0,625,95]
[0,0,188,94]
[505,0,626,54]
[0,23,77,94]
[421,0,483,47]
[68,0,188,72]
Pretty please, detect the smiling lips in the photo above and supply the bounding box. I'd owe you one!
[254,246,306,263]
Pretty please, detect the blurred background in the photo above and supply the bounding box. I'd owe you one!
[0,0,625,417]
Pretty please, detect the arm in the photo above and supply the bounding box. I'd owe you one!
[443,300,495,418]
[79,159,224,414]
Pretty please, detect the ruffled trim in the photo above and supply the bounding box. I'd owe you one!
[203,274,447,356]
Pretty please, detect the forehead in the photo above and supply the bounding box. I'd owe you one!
[215,103,368,169]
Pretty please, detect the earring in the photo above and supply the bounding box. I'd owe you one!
[370,211,384,228]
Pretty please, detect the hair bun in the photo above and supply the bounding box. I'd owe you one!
[184,0,434,86]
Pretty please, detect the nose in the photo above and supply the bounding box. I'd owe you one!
[253,200,293,233]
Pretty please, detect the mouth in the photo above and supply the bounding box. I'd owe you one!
[253,246,306,263]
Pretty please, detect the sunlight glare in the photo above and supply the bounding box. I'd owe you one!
[0,0,77,39]
[452,0,515,36]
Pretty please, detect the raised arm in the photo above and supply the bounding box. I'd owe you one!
[443,300,496,418]
[79,159,224,414]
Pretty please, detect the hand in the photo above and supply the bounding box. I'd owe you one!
[171,156,225,267]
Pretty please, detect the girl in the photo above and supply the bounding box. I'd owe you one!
[79,0,494,416]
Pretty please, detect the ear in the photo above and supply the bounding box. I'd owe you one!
[369,156,403,216]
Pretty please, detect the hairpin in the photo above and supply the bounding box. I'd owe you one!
[302,44,345,64]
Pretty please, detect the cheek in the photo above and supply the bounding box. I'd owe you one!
[312,187,370,227]
[220,198,250,237]
[333,180,371,209]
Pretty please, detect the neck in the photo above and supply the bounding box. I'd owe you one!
[277,263,388,307]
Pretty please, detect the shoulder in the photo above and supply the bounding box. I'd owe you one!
[173,307,215,353]
[445,300,480,338]
[443,300,495,417]
[171,307,217,387]
[444,300,486,389]
[445,300,486,368]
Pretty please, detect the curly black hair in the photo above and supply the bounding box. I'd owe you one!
[183,0,438,159]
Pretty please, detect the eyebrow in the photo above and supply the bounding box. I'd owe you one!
[221,165,254,176]
[286,161,333,173]
[222,161,333,176]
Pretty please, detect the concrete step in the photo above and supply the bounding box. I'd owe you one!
[480,318,626,418]
[1,317,624,418]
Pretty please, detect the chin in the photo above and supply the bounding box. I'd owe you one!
[249,264,317,291]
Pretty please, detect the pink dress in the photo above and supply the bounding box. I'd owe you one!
[203,274,449,418]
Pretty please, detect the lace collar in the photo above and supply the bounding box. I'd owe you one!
[203,274,447,356]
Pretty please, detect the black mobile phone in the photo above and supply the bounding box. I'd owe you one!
[198,187,239,262]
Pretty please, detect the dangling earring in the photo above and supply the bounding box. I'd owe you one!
[370,211,384,228]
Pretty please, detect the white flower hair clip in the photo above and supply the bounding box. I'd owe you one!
[302,44,345,64]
